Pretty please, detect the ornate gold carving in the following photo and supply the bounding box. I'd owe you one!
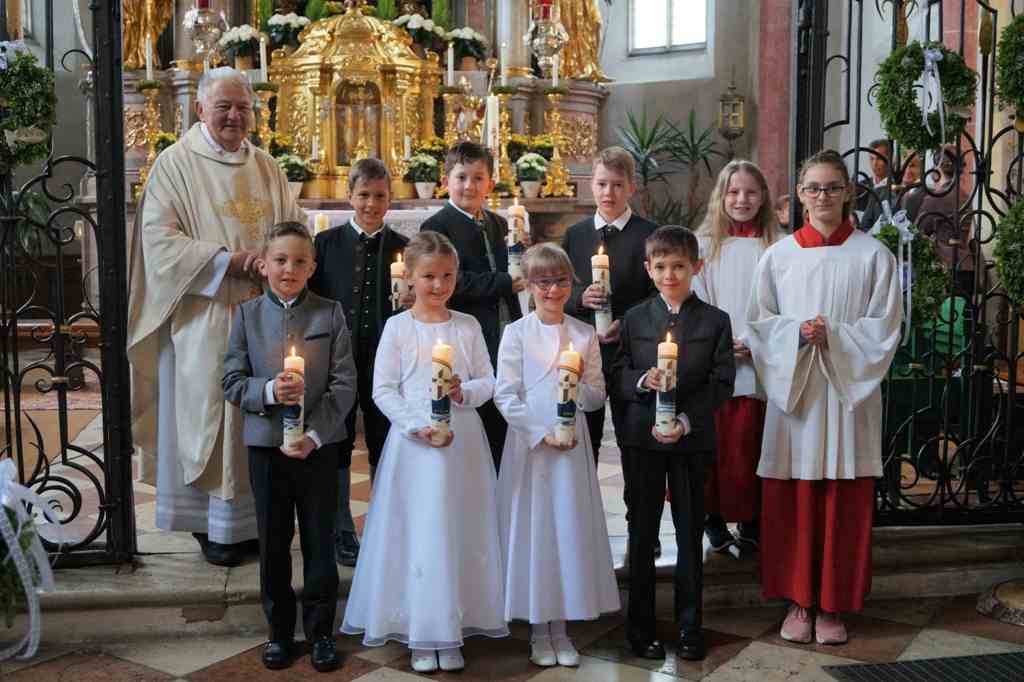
[123,0,175,71]
[125,109,149,149]
[560,0,611,83]
[561,116,598,160]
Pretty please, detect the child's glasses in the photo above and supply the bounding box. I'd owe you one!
[530,277,572,291]
[801,184,846,198]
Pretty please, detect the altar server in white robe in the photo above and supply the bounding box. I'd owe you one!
[127,68,306,566]
[746,150,902,646]
[341,232,508,674]
[692,160,780,557]
[495,243,620,668]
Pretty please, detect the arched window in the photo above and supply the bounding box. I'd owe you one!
[629,0,708,55]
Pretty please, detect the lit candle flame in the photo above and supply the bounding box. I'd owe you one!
[568,341,575,352]
[665,332,672,343]
[513,196,520,207]
[598,245,605,256]
[397,252,403,264]
[290,346,297,357]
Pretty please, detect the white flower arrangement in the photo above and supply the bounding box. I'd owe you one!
[447,26,487,62]
[447,27,486,43]
[394,13,447,46]
[404,152,440,182]
[218,24,261,50]
[276,153,312,182]
[515,152,548,181]
[268,13,311,29]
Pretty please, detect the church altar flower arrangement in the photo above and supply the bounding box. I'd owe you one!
[994,199,1024,307]
[996,14,1024,132]
[875,41,977,152]
[394,14,447,51]
[268,12,310,51]
[872,220,948,329]
[515,152,548,182]
[447,26,487,65]
[0,42,56,172]
[404,153,440,183]
[268,134,294,158]
[277,153,313,183]
[218,24,261,62]
[528,134,555,161]
[507,134,530,162]
[414,136,447,162]
[153,131,177,157]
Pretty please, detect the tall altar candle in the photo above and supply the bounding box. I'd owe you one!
[655,332,679,436]
[500,42,510,86]
[404,134,412,159]
[486,95,500,152]
[282,347,306,450]
[390,252,407,310]
[145,36,154,81]
[552,54,560,87]
[259,36,268,82]
[447,42,455,86]
[592,245,612,336]
[507,198,526,279]
[315,212,329,235]
[556,342,582,445]
[430,339,454,446]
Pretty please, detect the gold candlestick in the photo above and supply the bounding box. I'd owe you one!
[135,83,164,200]
[542,92,574,198]
[255,87,276,148]
[497,93,519,198]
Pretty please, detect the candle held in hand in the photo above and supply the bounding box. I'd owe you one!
[390,252,407,311]
[592,245,612,336]
[655,332,679,436]
[430,339,454,446]
[507,198,527,279]
[282,346,306,450]
[315,212,329,235]
[555,342,581,445]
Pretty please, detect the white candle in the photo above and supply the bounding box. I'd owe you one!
[556,342,582,445]
[315,212,329,235]
[655,332,679,436]
[404,134,412,160]
[282,346,306,450]
[507,197,526,246]
[145,35,154,80]
[259,36,268,82]
[500,42,509,86]
[447,42,455,86]
[74,220,84,240]
[431,339,454,445]
[552,54,560,87]
[390,252,408,310]
[592,246,612,336]
[486,95,500,151]
[311,134,319,160]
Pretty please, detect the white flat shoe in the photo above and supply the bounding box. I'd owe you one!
[552,636,580,666]
[411,649,438,673]
[530,636,557,667]
[437,647,465,671]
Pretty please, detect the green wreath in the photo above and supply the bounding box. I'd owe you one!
[996,14,1024,127]
[0,46,56,172]
[873,222,949,327]
[994,199,1024,307]
[875,41,977,152]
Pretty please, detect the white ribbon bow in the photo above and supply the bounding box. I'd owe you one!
[871,200,915,344]
[0,40,28,71]
[0,459,64,661]
[921,47,946,144]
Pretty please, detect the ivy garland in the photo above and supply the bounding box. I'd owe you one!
[875,41,977,152]
[996,14,1024,121]
[873,222,949,327]
[993,199,1024,308]
[0,46,56,172]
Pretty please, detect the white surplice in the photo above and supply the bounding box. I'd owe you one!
[746,231,902,480]
[495,314,620,624]
[693,235,769,398]
[340,310,508,649]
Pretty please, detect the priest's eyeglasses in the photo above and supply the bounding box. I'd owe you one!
[530,277,573,291]
[801,184,847,198]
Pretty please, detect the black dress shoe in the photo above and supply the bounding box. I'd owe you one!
[736,521,759,551]
[200,540,247,567]
[241,538,261,556]
[677,629,705,661]
[335,531,360,567]
[262,640,293,670]
[627,638,666,659]
[311,636,340,672]
[704,516,735,553]
[192,532,209,551]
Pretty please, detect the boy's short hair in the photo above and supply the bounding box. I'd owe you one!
[348,157,391,192]
[445,141,494,177]
[262,221,313,254]
[645,225,700,263]
[592,146,636,181]
[523,242,576,281]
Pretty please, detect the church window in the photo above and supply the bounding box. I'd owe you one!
[629,0,708,54]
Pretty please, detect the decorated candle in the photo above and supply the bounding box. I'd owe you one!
[430,339,454,445]
[259,36,268,82]
[507,198,527,279]
[390,252,407,311]
[145,36,154,81]
[282,347,306,451]
[447,42,455,86]
[556,342,582,445]
[592,245,612,336]
[486,95,500,153]
[655,332,679,436]
[314,212,329,235]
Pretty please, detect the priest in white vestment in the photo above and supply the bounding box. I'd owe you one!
[127,68,306,566]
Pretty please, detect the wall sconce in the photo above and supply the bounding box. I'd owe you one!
[717,76,745,157]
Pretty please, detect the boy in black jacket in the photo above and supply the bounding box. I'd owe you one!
[420,141,525,470]
[612,226,735,662]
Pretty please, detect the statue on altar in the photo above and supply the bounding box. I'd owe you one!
[560,0,611,83]
[123,0,175,71]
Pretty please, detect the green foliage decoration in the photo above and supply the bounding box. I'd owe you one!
[305,0,329,21]
[376,0,398,20]
[0,48,57,172]
[431,0,450,31]
[873,223,949,326]
[994,199,1024,307]
[875,41,977,152]
[996,14,1024,114]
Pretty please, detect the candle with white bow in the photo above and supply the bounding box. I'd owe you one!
[390,252,407,311]
[655,332,679,436]
[592,245,612,336]
[145,35,154,81]
[556,342,582,445]
[430,339,454,445]
[506,197,526,279]
[282,347,306,451]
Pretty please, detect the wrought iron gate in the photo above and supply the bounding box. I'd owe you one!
[793,0,1024,524]
[0,1,135,565]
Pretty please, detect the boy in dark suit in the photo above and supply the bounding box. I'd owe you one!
[223,222,357,672]
[420,141,525,470]
[611,226,735,662]
[308,158,409,566]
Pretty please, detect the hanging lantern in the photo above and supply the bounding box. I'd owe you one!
[717,80,746,143]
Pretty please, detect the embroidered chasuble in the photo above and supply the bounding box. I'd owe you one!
[127,122,306,500]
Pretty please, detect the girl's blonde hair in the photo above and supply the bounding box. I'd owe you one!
[798,149,854,221]
[523,242,576,281]
[698,160,778,262]
[404,231,460,274]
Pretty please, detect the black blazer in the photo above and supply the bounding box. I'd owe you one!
[420,203,521,364]
[611,293,735,454]
[308,222,409,356]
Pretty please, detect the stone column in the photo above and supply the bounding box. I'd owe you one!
[170,66,203,138]
[755,0,793,198]
[497,0,531,78]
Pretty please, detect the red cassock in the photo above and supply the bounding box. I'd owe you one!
[760,477,875,613]
[705,396,766,521]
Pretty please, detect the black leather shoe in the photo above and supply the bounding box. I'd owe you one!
[335,531,360,567]
[736,521,760,551]
[627,638,666,659]
[704,516,735,553]
[201,540,247,567]
[311,636,340,672]
[677,629,705,661]
[192,532,209,551]
[262,640,293,670]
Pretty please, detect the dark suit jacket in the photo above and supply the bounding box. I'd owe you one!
[420,202,521,363]
[611,293,735,454]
